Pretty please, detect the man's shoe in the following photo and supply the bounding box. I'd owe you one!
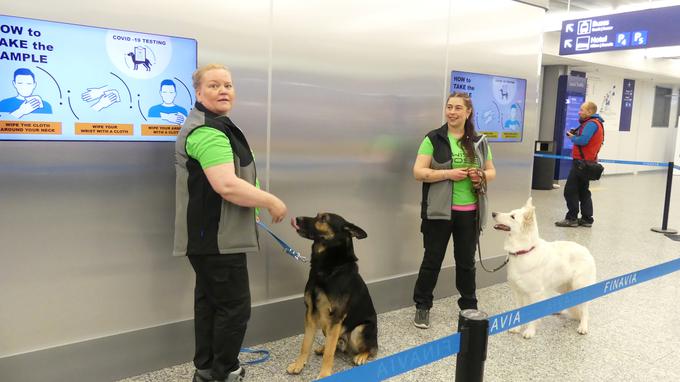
[555,219,578,227]
[578,219,593,227]
[413,308,430,329]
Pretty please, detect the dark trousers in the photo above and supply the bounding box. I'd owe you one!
[413,210,478,311]
[188,254,251,380]
[564,163,593,223]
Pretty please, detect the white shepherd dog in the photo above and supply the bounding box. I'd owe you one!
[492,197,596,339]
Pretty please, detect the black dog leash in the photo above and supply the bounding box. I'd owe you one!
[471,170,508,273]
[475,208,508,273]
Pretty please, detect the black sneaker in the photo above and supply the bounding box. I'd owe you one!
[413,308,430,329]
[555,219,578,227]
[578,219,593,227]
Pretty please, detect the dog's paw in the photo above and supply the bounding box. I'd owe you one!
[314,345,325,355]
[317,370,332,379]
[286,361,306,374]
[509,326,521,334]
[522,328,536,339]
[353,352,370,365]
[577,324,588,335]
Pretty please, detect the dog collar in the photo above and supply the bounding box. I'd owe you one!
[509,246,535,256]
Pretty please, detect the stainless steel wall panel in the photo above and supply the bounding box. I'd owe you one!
[267,0,451,297]
[0,0,272,356]
[448,0,546,260]
[0,0,546,363]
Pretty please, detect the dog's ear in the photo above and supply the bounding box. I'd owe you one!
[522,204,536,231]
[525,197,533,208]
[344,222,367,239]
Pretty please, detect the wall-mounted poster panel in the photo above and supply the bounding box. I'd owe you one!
[619,79,635,132]
[0,15,197,141]
[450,70,527,142]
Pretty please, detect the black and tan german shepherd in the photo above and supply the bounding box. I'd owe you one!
[286,213,378,379]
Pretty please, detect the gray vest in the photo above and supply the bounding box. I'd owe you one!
[421,125,490,230]
[173,103,259,256]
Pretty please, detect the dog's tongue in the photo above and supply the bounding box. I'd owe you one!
[291,217,300,230]
[493,224,511,232]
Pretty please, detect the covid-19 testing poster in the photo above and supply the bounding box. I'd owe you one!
[0,15,197,141]
[450,70,527,142]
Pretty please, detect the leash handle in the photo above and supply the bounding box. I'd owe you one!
[256,221,307,262]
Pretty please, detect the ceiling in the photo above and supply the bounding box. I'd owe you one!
[542,0,680,85]
[547,0,672,13]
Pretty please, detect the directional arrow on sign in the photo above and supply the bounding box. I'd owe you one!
[564,39,573,48]
[566,23,574,33]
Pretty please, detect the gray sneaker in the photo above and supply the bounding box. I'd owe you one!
[555,219,578,227]
[224,367,245,382]
[578,219,593,227]
[213,367,245,382]
[413,308,430,329]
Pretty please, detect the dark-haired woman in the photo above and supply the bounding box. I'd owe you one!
[412,92,495,329]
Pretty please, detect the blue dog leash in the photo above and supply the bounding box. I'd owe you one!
[239,222,303,365]
[239,347,270,365]
[256,220,307,262]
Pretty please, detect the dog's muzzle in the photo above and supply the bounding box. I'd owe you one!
[493,224,511,231]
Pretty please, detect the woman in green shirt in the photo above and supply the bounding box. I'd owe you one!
[411,92,496,329]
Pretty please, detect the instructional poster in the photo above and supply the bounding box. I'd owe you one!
[586,74,621,131]
[450,70,527,142]
[0,15,197,141]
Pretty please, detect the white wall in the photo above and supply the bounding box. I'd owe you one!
[585,72,679,175]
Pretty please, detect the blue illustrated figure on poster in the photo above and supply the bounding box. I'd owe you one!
[81,85,121,111]
[503,103,522,130]
[148,79,187,125]
[0,68,53,119]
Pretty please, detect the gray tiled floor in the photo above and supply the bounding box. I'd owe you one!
[119,171,680,382]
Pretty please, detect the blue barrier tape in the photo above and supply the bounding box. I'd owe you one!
[489,256,680,335]
[319,333,460,382]
[533,153,668,167]
[319,256,680,381]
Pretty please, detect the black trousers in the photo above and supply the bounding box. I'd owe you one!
[413,210,478,311]
[564,163,593,223]
[188,254,251,380]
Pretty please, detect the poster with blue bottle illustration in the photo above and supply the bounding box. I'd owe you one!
[450,70,527,142]
[0,14,197,141]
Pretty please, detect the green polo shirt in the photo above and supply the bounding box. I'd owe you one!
[418,134,492,205]
[186,126,261,211]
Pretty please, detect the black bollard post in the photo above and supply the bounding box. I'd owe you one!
[455,309,489,382]
[651,161,678,234]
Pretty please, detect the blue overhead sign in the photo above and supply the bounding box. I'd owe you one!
[559,5,680,55]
